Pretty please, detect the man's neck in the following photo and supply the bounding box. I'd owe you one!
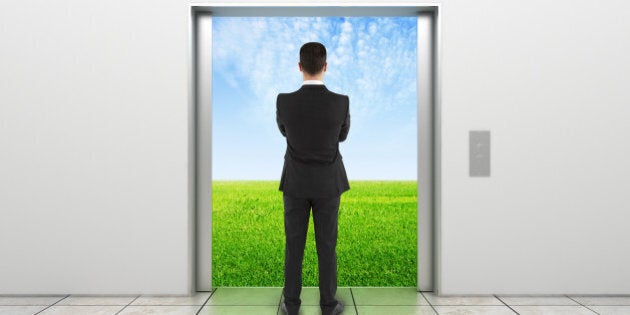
[302,72,324,82]
[302,79,324,85]
[302,73,324,85]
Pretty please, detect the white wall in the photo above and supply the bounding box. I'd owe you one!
[0,0,193,294]
[1,0,629,295]
[439,0,630,294]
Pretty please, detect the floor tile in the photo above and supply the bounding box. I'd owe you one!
[56,295,138,306]
[497,295,579,305]
[511,305,597,314]
[206,287,281,305]
[297,287,353,306]
[589,305,630,315]
[292,305,358,315]
[0,305,49,315]
[352,287,429,305]
[38,305,125,315]
[356,305,436,315]
[131,292,211,305]
[199,305,278,314]
[569,295,630,305]
[422,292,503,305]
[118,305,201,314]
[0,295,66,305]
[433,305,517,314]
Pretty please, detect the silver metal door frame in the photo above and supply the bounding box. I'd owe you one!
[189,3,442,294]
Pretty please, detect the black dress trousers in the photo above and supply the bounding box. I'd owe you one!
[282,192,341,315]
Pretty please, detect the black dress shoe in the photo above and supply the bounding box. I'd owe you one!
[280,301,289,314]
[323,300,344,315]
[332,300,344,314]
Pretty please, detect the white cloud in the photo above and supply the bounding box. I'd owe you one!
[213,16,416,131]
[212,17,418,179]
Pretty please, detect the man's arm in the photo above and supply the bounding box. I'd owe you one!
[339,96,350,142]
[276,95,287,137]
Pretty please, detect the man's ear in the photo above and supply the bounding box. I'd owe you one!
[323,62,328,72]
[298,62,303,72]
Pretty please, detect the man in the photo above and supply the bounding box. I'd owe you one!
[276,42,350,315]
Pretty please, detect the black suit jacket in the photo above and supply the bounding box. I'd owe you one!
[276,84,350,198]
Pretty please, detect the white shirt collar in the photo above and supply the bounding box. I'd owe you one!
[302,80,324,85]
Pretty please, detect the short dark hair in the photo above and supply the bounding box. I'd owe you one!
[299,42,327,75]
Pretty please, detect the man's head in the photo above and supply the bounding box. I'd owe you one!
[299,42,327,78]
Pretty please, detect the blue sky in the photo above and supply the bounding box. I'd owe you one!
[212,17,417,180]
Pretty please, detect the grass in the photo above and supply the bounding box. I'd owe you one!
[211,180,417,287]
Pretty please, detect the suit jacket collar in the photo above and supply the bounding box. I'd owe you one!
[299,84,328,91]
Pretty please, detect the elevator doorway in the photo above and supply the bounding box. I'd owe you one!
[191,5,441,293]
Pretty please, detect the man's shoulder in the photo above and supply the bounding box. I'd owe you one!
[326,90,348,98]
[324,89,349,103]
[276,91,293,106]
[276,89,301,101]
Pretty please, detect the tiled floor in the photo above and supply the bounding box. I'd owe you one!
[2,287,630,314]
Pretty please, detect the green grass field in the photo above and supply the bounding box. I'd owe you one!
[212,180,417,287]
